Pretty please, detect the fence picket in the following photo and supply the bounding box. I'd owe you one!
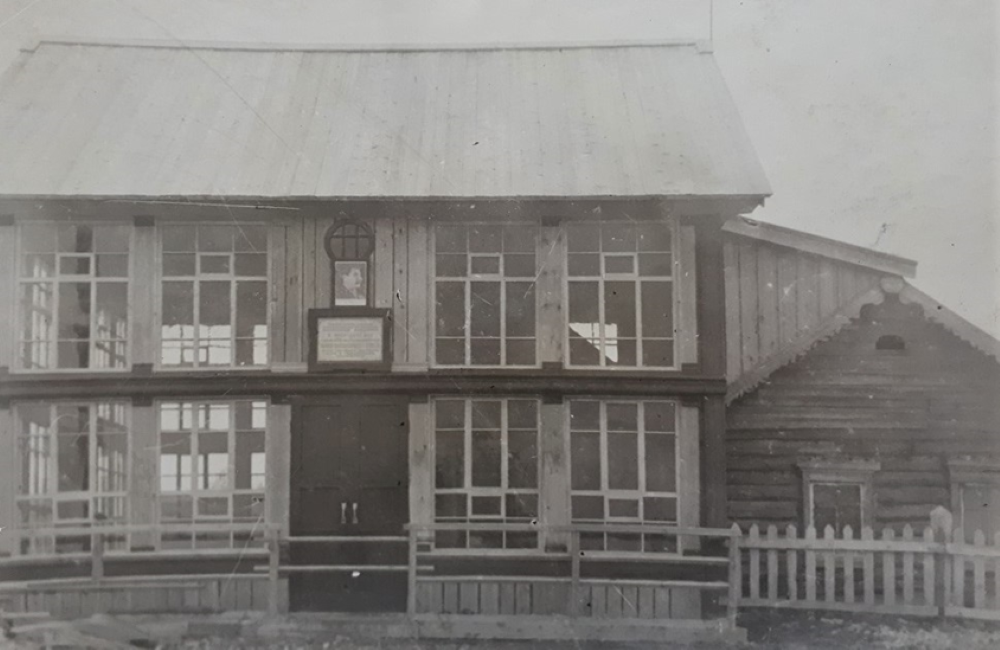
[973,530,986,609]
[843,525,855,605]
[805,526,817,604]
[749,525,761,600]
[823,526,836,604]
[786,525,798,602]
[767,526,778,601]
[923,527,936,607]
[882,528,896,606]
[862,527,875,605]
[902,525,914,605]
[953,527,966,607]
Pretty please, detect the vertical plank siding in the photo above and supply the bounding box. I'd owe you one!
[727,293,1000,531]
[0,407,15,555]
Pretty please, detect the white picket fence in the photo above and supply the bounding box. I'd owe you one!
[736,523,1000,621]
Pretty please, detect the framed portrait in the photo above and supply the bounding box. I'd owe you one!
[334,260,368,306]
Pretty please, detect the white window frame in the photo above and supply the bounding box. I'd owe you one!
[15,401,131,555]
[155,223,271,370]
[431,397,541,548]
[798,459,880,532]
[14,222,132,372]
[430,222,541,368]
[155,399,268,544]
[564,220,680,370]
[568,399,680,524]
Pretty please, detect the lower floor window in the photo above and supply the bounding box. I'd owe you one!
[570,399,678,551]
[799,460,879,533]
[949,460,1000,539]
[16,402,129,554]
[433,398,539,549]
[157,400,267,549]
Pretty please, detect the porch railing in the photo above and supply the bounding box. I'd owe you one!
[406,522,741,628]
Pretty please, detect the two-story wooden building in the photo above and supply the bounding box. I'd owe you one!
[0,38,770,637]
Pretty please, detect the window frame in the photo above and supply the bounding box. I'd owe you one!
[154,398,268,550]
[431,396,542,548]
[14,400,131,554]
[154,223,272,370]
[430,222,541,369]
[948,459,1000,539]
[14,222,133,373]
[568,398,681,525]
[563,220,680,370]
[798,459,880,532]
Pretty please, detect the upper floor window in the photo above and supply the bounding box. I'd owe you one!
[433,224,537,367]
[17,223,130,370]
[159,225,269,368]
[434,397,539,548]
[566,222,675,368]
[16,401,129,554]
[157,399,267,549]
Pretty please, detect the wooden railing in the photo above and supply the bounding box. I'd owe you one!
[406,522,741,629]
[737,523,1000,621]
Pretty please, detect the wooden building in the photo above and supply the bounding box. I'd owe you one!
[723,218,1000,539]
[0,38,769,637]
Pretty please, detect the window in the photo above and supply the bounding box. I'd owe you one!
[157,400,267,549]
[569,400,679,525]
[566,222,675,368]
[876,334,906,351]
[949,460,1000,539]
[433,398,539,548]
[433,224,538,366]
[17,223,130,370]
[799,460,879,533]
[159,225,269,368]
[16,402,129,554]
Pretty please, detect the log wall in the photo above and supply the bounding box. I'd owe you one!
[726,296,1000,530]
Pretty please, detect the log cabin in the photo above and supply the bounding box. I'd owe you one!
[723,218,1000,541]
[0,37,767,639]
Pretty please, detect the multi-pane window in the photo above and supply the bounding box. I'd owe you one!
[157,400,267,549]
[809,483,863,533]
[434,398,540,548]
[570,400,678,522]
[159,225,269,368]
[16,402,129,554]
[17,223,130,370]
[433,224,537,366]
[566,222,675,368]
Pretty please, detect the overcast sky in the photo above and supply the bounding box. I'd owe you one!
[0,0,996,336]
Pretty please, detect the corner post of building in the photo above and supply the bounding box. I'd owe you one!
[693,215,729,530]
[0,400,15,558]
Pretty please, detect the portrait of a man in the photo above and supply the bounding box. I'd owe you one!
[335,260,368,306]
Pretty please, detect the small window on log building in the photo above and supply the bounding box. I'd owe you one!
[798,460,880,534]
[875,334,906,351]
[948,460,1000,538]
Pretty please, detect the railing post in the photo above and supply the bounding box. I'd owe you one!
[407,527,418,617]
[727,524,741,630]
[267,528,280,616]
[569,529,581,617]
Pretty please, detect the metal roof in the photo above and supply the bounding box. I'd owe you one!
[0,39,771,200]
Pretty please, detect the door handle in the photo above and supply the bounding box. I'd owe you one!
[352,502,359,525]
[340,502,347,525]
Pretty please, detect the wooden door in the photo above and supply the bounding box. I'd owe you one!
[290,397,409,612]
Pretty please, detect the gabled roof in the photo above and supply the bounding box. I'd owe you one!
[0,39,770,200]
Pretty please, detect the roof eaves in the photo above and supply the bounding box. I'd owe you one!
[724,216,917,278]
[899,284,1000,363]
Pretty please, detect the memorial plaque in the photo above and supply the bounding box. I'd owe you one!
[308,308,391,370]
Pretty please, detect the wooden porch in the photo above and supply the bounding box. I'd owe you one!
[0,522,743,642]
